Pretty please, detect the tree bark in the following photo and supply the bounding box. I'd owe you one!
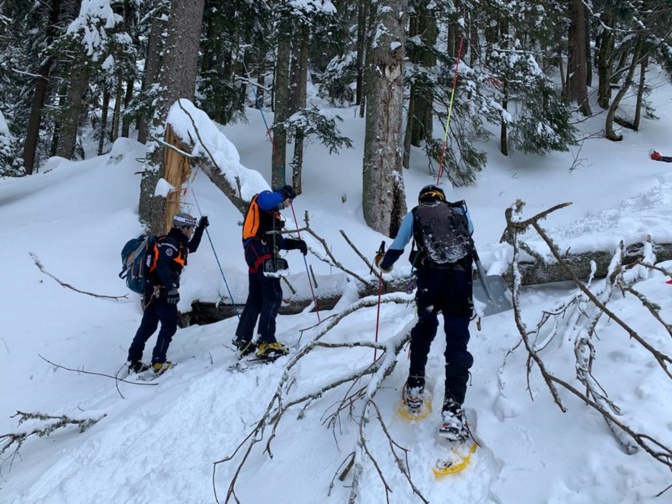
[290,24,309,193]
[97,85,110,155]
[606,43,641,141]
[139,0,205,234]
[595,9,614,110]
[506,240,672,287]
[633,55,648,131]
[111,70,123,143]
[272,16,292,187]
[54,64,89,159]
[22,0,61,174]
[355,0,369,107]
[568,0,591,116]
[362,0,408,238]
[137,10,166,145]
[121,78,134,138]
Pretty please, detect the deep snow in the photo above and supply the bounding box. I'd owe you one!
[1,69,672,503]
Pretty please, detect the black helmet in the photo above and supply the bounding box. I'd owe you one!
[418,184,446,204]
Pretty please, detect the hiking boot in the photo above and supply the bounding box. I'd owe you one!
[128,361,150,374]
[256,342,289,359]
[403,383,424,411]
[439,401,468,441]
[152,361,173,375]
[233,337,257,357]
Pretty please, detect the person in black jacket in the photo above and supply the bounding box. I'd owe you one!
[375,185,474,441]
[233,185,307,359]
[127,212,208,374]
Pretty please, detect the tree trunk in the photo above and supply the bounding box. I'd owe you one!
[505,240,672,287]
[355,0,369,107]
[408,1,436,148]
[55,64,89,159]
[359,2,376,119]
[272,16,292,187]
[595,9,614,110]
[290,24,309,194]
[584,2,592,87]
[606,44,641,141]
[362,0,408,238]
[22,0,61,175]
[98,85,110,155]
[568,0,591,116]
[139,0,205,234]
[500,94,508,156]
[137,11,166,145]
[402,94,414,168]
[121,78,134,138]
[633,55,648,131]
[111,70,123,143]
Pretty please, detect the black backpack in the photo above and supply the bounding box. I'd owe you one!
[411,200,473,268]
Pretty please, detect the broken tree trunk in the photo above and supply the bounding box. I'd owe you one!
[504,240,672,287]
[162,124,191,234]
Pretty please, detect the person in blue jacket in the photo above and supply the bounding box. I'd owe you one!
[127,212,208,375]
[233,185,307,359]
[375,184,474,440]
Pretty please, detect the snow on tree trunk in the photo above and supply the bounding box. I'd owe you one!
[362,0,408,238]
[139,0,205,234]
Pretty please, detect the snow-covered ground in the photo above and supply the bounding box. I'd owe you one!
[2,70,672,503]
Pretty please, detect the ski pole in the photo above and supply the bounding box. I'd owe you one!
[373,241,385,362]
[436,36,464,184]
[187,179,240,318]
[289,201,321,323]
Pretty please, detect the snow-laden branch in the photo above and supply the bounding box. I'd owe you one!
[212,292,421,503]
[504,200,672,475]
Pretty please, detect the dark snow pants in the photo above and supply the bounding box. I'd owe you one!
[235,240,283,344]
[407,266,474,409]
[127,295,178,365]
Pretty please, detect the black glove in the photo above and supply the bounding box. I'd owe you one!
[166,288,180,305]
[279,185,296,200]
[198,215,209,228]
[286,238,307,255]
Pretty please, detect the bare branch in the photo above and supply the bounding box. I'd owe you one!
[30,252,127,300]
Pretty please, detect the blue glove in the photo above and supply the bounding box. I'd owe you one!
[166,288,180,305]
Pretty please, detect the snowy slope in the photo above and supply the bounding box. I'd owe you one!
[2,79,672,503]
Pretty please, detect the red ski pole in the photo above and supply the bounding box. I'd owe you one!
[373,241,386,362]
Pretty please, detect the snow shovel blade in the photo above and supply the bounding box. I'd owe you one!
[473,274,512,316]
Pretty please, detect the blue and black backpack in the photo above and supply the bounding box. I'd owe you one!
[119,235,159,294]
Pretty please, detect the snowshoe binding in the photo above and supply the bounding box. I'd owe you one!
[255,341,289,360]
[438,401,469,441]
[128,361,151,374]
[151,361,174,377]
[233,338,257,358]
[396,381,432,421]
